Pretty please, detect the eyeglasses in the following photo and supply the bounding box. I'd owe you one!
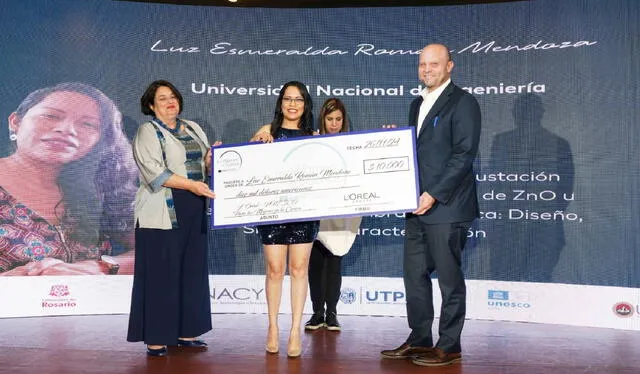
[282,97,305,105]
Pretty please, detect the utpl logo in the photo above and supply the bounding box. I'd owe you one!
[365,289,405,304]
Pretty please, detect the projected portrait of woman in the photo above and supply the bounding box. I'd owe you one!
[0,82,138,276]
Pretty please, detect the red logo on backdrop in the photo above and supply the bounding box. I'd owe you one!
[613,302,634,318]
[42,284,77,309]
[49,285,70,297]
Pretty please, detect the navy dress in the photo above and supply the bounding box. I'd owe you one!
[127,124,211,346]
[257,128,320,245]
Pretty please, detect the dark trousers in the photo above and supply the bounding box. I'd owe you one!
[403,216,471,353]
[127,189,212,345]
[308,240,343,315]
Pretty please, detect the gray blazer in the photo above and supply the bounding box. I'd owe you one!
[132,119,209,229]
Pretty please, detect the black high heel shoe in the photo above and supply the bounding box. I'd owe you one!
[146,346,168,357]
[177,338,208,348]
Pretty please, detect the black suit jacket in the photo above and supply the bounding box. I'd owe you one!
[409,82,481,224]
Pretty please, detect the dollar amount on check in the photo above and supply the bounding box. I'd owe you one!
[210,127,419,228]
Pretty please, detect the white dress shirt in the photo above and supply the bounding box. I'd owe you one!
[416,78,451,135]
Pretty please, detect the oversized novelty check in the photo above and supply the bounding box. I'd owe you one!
[210,127,418,228]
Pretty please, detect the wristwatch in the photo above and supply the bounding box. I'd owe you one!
[99,255,120,275]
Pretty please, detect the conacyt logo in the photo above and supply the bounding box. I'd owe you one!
[210,287,265,304]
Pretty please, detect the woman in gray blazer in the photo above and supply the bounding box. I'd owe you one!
[127,80,217,357]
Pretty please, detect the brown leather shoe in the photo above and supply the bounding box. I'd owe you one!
[380,343,434,359]
[412,348,461,366]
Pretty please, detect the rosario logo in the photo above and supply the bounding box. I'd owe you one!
[48,285,70,297]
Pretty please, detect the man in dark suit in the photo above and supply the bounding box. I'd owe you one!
[380,43,481,366]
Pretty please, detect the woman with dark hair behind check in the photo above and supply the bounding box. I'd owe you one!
[304,98,361,332]
[127,80,218,357]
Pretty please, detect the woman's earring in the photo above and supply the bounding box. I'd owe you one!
[9,129,17,141]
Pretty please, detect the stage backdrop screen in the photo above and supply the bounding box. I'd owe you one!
[0,0,638,288]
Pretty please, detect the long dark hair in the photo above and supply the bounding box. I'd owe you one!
[270,81,314,136]
[318,98,349,134]
[12,82,138,246]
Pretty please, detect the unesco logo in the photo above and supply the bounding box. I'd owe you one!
[339,288,357,304]
[487,289,531,309]
[488,290,508,301]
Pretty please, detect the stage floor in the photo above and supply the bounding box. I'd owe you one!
[0,314,638,374]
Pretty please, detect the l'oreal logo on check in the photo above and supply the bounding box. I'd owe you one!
[344,192,380,202]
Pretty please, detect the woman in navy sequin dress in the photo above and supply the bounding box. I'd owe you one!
[250,81,319,358]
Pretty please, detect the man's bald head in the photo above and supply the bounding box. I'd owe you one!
[418,44,454,91]
[423,44,452,62]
